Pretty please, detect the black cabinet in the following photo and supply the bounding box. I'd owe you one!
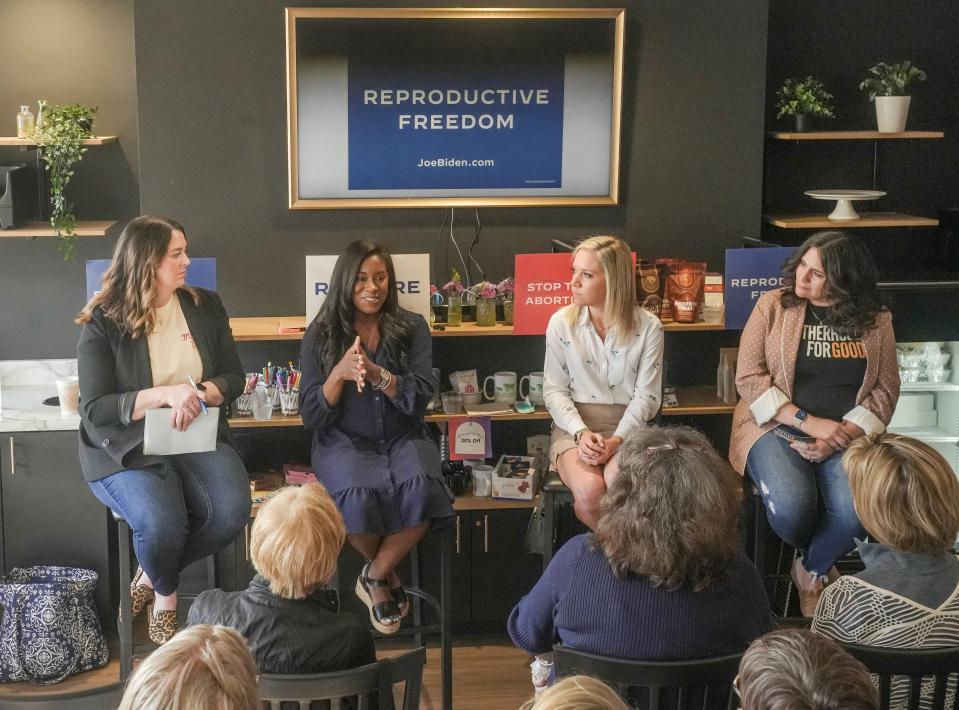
[0,431,115,630]
[421,507,540,633]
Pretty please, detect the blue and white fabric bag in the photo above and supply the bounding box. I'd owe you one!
[0,566,108,684]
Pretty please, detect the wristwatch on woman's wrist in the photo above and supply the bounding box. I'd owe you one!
[794,409,808,429]
[573,428,588,444]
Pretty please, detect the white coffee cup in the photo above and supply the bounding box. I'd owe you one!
[483,371,517,402]
[55,376,79,416]
[519,372,545,406]
[471,464,494,497]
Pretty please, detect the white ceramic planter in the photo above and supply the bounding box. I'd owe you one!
[875,96,911,132]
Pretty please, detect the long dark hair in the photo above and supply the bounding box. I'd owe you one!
[310,239,412,373]
[75,215,198,337]
[781,230,885,338]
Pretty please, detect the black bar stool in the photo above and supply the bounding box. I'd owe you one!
[540,470,573,571]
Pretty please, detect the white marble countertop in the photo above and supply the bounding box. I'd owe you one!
[0,385,80,432]
[0,359,80,433]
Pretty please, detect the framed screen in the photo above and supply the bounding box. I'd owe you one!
[286,8,625,209]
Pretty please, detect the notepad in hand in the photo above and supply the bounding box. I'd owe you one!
[143,407,219,455]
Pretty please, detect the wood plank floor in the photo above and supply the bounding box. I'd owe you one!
[0,638,536,709]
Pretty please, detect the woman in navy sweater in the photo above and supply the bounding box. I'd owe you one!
[509,425,772,662]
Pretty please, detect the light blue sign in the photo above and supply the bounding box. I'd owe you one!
[724,247,796,330]
[85,258,217,301]
[347,55,565,190]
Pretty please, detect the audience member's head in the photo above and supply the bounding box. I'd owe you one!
[118,624,259,710]
[520,675,629,710]
[738,628,877,710]
[595,425,741,590]
[844,432,959,553]
[251,482,346,599]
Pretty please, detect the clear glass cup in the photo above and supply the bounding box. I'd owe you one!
[441,391,463,414]
[447,294,463,327]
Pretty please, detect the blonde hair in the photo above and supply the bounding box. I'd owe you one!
[250,482,346,599]
[843,433,959,552]
[564,235,636,346]
[75,215,198,336]
[519,675,628,710]
[118,624,259,710]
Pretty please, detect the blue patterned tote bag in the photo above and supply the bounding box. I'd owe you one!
[0,566,109,684]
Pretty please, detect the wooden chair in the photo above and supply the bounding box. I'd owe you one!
[0,682,125,710]
[258,646,426,710]
[840,642,959,710]
[553,645,741,710]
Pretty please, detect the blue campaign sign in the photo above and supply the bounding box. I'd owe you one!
[724,247,796,330]
[347,56,565,190]
[85,258,217,301]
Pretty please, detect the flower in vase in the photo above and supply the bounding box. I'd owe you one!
[496,276,515,302]
[442,269,465,297]
[470,281,499,302]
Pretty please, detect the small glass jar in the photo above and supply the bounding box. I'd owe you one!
[502,299,514,325]
[16,106,34,138]
[447,293,463,327]
[476,299,496,327]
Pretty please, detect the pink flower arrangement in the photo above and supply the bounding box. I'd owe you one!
[442,269,465,296]
[496,276,515,301]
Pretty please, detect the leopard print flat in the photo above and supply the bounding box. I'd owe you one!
[130,566,155,619]
[148,608,179,645]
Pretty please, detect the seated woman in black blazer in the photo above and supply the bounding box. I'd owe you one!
[187,482,376,673]
[76,216,251,644]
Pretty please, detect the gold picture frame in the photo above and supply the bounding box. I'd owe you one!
[286,7,625,210]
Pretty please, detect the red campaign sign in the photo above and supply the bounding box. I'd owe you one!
[512,253,576,335]
[512,251,635,335]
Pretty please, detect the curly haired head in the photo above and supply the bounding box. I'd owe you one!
[593,425,741,590]
[780,230,885,339]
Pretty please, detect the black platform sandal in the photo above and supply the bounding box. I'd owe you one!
[391,580,410,619]
[355,562,402,634]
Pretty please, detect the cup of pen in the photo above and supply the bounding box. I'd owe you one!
[234,373,258,416]
[279,389,299,416]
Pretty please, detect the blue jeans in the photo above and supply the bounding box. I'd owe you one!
[88,442,251,596]
[746,430,864,576]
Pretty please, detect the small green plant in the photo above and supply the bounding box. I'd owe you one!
[28,101,97,260]
[859,61,927,100]
[775,77,835,119]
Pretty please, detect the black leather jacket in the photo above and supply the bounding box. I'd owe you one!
[187,575,376,674]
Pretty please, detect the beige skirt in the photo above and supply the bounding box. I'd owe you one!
[549,402,628,469]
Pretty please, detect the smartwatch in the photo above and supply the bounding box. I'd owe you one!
[794,409,808,429]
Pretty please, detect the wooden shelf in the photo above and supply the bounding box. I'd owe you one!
[454,493,537,511]
[227,387,733,429]
[764,213,938,229]
[0,220,117,238]
[768,130,943,141]
[229,315,727,341]
[662,386,736,416]
[0,136,119,146]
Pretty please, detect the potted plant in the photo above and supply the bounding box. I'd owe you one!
[775,76,835,132]
[442,269,465,327]
[469,281,499,327]
[496,276,515,325]
[859,61,926,133]
[28,101,97,259]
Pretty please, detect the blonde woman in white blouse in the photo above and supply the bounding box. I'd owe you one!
[543,236,664,529]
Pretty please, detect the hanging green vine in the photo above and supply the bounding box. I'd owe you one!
[28,101,97,260]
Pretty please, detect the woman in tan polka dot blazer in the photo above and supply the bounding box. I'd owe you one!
[728,231,899,616]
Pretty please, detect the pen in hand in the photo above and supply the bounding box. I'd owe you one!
[188,374,209,415]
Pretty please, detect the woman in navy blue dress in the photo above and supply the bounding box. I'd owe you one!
[299,239,454,634]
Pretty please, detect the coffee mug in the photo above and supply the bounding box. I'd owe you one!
[519,371,545,406]
[483,371,517,402]
[55,376,79,416]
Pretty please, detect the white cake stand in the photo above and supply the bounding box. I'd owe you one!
[804,190,886,220]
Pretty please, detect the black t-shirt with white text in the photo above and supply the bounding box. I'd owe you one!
[792,305,867,421]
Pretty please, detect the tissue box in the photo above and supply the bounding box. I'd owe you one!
[492,455,543,500]
[889,409,938,428]
[895,393,934,412]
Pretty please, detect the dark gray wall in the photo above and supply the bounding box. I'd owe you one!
[0,0,140,358]
[133,0,769,320]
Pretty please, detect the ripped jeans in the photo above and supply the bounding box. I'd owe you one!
[746,430,864,576]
